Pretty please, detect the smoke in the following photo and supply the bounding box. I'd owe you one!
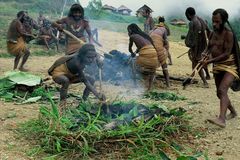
[85,50,145,98]
[152,0,240,20]
[80,0,240,20]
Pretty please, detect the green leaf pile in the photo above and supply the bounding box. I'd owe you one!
[0,71,42,102]
[144,91,187,101]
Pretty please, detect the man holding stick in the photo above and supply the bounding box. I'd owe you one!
[52,3,94,55]
[48,44,106,111]
[201,9,239,128]
[185,7,210,87]
[7,11,36,71]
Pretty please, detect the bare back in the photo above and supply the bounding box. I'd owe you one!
[130,34,152,50]
[149,27,167,41]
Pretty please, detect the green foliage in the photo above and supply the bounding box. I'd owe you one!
[0,71,57,103]
[86,9,142,24]
[87,0,102,12]
[5,71,41,86]
[19,98,205,159]
[231,18,240,40]
[144,91,187,101]
[168,24,188,41]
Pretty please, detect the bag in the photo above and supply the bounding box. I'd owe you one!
[231,79,240,91]
[230,30,240,91]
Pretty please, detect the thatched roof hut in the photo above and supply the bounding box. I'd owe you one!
[136,4,153,17]
[102,4,117,13]
[117,5,132,15]
[170,19,187,26]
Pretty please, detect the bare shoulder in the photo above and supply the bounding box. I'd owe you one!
[56,17,68,24]
[225,29,233,37]
[222,29,233,43]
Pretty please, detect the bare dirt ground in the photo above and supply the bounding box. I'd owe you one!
[1,30,240,160]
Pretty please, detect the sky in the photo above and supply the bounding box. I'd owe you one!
[77,0,240,18]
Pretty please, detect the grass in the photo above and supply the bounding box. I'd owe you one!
[17,93,206,159]
[144,90,187,101]
[168,24,188,42]
[0,1,188,59]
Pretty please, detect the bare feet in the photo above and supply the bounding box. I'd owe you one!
[206,75,211,80]
[203,83,209,88]
[59,100,67,116]
[207,118,226,128]
[226,113,237,120]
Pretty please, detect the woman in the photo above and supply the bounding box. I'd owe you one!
[127,23,159,90]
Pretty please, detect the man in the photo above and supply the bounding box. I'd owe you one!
[143,9,154,34]
[52,3,93,55]
[7,11,36,71]
[157,16,173,65]
[38,19,58,50]
[185,7,210,87]
[48,44,105,110]
[128,23,159,90]
[149,17,170,87]
[201,9,238,128]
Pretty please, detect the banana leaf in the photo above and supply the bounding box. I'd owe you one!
[4,71,41,87]
[0,78,15,91]
[22,96,42,104]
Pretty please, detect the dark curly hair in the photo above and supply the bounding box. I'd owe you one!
[185,7,196,17]
[17,11,26,18]
[212,8,228,24]
[158,16,165,23]
[68,3,84,18]
[78,43,97,59]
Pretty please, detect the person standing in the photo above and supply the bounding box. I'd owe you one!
[7,11,36,71]
[185,7,210,87]
[201,9,239,128]
[52,4,93,55]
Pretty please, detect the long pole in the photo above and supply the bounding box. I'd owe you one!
[99,68,102,93]
[62,29,108,56]
[56,0,68,39]
[177,51,188,58]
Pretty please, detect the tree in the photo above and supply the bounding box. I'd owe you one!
[87,0,102,12]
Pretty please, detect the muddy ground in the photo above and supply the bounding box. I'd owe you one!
[0,30,240,160]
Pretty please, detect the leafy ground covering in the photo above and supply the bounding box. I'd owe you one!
[144,90,187,101]
[18,96,206,159]
[1,31,239,159]
[1,1,240,158]
[0,71,207,159]
[0,71,57,104]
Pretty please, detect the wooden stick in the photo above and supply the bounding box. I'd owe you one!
[182,56,208,87]
[156,74,185,82]
[99,68,102,93]
[56,0,68,39]
[177,51,188,58]
[62,29,85,44]
[62,29,108,56]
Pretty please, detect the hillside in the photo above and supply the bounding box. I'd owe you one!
[1,1,240,159]
[0,0,188,56]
